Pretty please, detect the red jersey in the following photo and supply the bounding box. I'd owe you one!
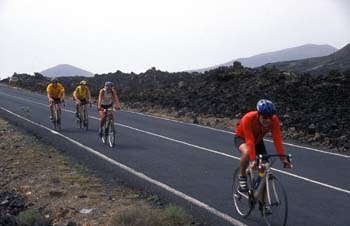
[235,111,285,161]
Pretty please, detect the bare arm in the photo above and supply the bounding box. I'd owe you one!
[47,85,53,102]
[87,87,92,102]
[98,89,103,109]
[60,85,65,100]
[112,89,121,110]
[47,92,53,102]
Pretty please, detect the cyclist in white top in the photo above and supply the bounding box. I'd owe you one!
[97,81,121,137]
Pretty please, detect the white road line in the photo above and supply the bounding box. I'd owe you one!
[124,110,350,158]
[1,90,349,158]
[272,168,350,194]
[0,107,246,226]
[1,91,350,194]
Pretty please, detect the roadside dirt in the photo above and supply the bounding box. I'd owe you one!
[0,118,196,226]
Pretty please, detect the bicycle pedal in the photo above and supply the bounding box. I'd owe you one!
[234,192,241,199]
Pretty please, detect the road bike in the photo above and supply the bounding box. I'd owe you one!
[100,108,116,148]
[51,99,64,131]
[76,101,91,131]
[233,154,292,226]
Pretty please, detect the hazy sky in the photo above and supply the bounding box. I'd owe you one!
[0,0,349,78]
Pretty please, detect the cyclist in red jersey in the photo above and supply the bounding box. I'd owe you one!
[234,99,292,192]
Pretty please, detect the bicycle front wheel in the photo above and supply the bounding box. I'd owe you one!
[101,125,107,144]
[107,121,115,148]
[83,108,88,131]
[263,175,288,226]
[232,167,254,217]
[57,108,61,131]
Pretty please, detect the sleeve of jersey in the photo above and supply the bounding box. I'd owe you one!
[271,118,285,155]
[74,87,79,95]
[242,118,256,161]
[46,85,51,93]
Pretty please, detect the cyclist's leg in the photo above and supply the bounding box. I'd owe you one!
[99,111,106,126]
[107,109,115,132]
[75,101,80,117]
[49,102,54,120]
[98,106,107,136]
[234,136,249,177]
[108,109,114,122]
[78,99,87,118]
[255,140,267,168]
[57,101,62,123]
[235,136,250,192]
[255,140,267,156]
[82,101,87,122]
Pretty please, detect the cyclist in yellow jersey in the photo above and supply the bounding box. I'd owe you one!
[73,80,91,117]
[46,78,65,121]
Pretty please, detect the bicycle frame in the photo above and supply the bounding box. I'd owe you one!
[252,154,290,200]
[52,100,62,131]
[101,108,116,147]
[233,154,291,226]
[77,101,90,130]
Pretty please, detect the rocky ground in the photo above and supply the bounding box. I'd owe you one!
[0,118,198,226]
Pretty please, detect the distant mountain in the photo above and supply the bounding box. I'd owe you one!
[40,64,94,77]
[190,44,338,73]
[265,43,350,75]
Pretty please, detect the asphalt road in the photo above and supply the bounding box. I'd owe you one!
[0,84,349,226]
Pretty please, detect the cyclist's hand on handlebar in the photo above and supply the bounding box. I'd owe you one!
[282,160,293,168]
[250,161,258,170]
[114,106,121,111]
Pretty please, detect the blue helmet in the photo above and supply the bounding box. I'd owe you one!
[256,99,276,116]
[104,81,114,88]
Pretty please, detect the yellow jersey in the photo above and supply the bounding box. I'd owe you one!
[73,85,88,100]
[47,83,64,99]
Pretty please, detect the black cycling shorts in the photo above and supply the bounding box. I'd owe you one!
[52,98,61,103]
[234,135,267,156]
[78,99,88,105]
[101,104,113,109]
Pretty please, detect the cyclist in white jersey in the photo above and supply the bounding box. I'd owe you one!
[97,81,121,137]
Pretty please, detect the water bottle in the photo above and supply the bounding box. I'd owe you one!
[255,171,265,189]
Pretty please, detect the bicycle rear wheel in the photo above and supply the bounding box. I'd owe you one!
[263,175,288,226]
[232,167,254,217]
